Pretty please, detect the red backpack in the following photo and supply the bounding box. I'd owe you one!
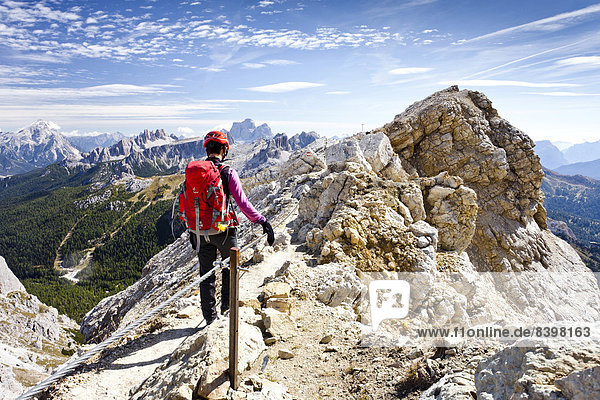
[174,160,237,244]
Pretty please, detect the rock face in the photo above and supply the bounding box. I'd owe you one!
[0,256,78,399]
[229,118,273,142]
[380,86,559,272]
[289,131,319,150]
[475,345,600,399]
[0,120,80,176]
[0,256,24,295]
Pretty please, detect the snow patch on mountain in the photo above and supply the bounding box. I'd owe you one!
[0,120,81,176]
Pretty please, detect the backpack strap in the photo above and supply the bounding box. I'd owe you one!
[218,165,238,226]
[218,165,231,197]
[194,197,209,246]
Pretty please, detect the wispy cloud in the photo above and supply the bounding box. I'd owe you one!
[326,91,350,95]
[0,84,175,100]
[522,91,600,96]
[556,56,600,66]
[459,3,600,43]
[389,67,433,75]
[462,42,581,79]
[242,62,266,69]
[263,59,299,66]
[245,81,324,93]
[441,79,580,88]
[405,0,438,7]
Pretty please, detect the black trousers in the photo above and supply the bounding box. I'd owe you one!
[189,230,238,322]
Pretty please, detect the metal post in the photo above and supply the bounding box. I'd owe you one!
[228,247,240,390]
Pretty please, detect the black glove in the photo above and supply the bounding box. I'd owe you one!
[261,221,275,246]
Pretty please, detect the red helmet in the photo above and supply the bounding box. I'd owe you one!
[203,130,229,153]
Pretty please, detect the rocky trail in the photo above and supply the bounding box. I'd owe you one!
[44,239,307,399]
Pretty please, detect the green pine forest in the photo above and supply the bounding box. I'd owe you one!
[0,164,184,321]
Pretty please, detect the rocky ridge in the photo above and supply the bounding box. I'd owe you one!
[35,87,600,399]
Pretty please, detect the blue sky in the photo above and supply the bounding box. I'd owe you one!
[0,0,599,143]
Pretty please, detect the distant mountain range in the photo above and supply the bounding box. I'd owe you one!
[0,118,281,177]
[535,139,600,179]
[66,132,127,152]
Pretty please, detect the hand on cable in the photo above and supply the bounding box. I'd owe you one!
[261,220,275,246]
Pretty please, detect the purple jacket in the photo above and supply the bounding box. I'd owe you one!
[227,168,266,224]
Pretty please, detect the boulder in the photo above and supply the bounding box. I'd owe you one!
[325,139,372,172]
[261,308,296,340]
[280,149,326,180]
[420,371,476,400]
[359,131,394,173]
[315,263,366,307]
[262,282,291,300]
[555,365,600,399]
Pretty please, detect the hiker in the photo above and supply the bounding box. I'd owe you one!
[182,130,275,325]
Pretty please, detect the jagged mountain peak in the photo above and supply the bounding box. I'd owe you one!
[18,119,62,135]
[0,120,80,176]
[229,118,273,142]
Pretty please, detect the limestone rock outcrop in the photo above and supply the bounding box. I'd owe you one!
[0,256,25,295]
[0,256,78,399]
[380,86,556,272]
[475,345,600,399]
[131,317,265,400]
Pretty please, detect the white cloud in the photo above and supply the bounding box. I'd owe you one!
[197,67,225,72]
[556,56,600,66]
[0,100,276,127]
[177,126,195,136]
[522,91,600,96]
[242,62,266,69]
[263,59,299,65]
[245,81,324,93]
[441,79,580,88]
[422,29,438,33]
[389,67,433,75]
[258,0,275,7]
[405,0,438,6]
[462,4,600,43]
[0,84,175,100]
[172,58,184,62]
[140,5,153,10]
[326,91,350,95]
